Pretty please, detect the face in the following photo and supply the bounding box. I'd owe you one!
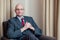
[15,4,24,17]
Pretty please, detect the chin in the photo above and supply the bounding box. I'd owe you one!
[17,15,23,17]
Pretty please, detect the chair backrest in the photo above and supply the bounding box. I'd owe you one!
[3,21,8,37]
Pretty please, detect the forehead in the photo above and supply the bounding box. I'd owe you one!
[15,4,24,9]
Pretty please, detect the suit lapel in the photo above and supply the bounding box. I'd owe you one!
[24,16,27,23]
[15,17,22,27]
[24,16,30,23]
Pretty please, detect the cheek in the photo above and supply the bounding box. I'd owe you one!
[15,11,19,15]
[15,10,18,13]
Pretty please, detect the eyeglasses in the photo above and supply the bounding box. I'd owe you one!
[16,9,24,10]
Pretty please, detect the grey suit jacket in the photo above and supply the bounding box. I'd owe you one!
[7,16,42,40]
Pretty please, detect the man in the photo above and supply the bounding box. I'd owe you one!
[7,4,55,40]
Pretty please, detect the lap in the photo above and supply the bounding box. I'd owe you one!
[21,35,39,40]
[22,32,56,40]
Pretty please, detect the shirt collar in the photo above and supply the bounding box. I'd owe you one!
[17,16,24,22]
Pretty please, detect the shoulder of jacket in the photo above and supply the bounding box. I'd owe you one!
[24,16,32,18]
[8,17,16,22]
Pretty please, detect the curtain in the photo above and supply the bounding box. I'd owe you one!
[0,0,10,37]
[44,0,60,40]
[43,0,54,37]
[57,0,60,40]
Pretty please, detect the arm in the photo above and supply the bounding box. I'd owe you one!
[7,20,23,39]
[30,17,42,36]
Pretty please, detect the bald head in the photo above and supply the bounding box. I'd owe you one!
[15,4,24,17]
[15,4,24,10]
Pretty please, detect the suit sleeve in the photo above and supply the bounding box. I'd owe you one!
[30,17,42,36]
[7,20,23,39]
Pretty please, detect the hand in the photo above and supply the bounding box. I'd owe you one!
[25,22,35,31]
[20,22,30,32]
[27,23,35,31]
[24,22,30,30]
[21,22,35,32]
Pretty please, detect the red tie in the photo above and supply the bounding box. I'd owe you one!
[21,18,25,26]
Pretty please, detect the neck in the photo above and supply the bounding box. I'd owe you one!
[16,15,24,19]
[16,15,23,17]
